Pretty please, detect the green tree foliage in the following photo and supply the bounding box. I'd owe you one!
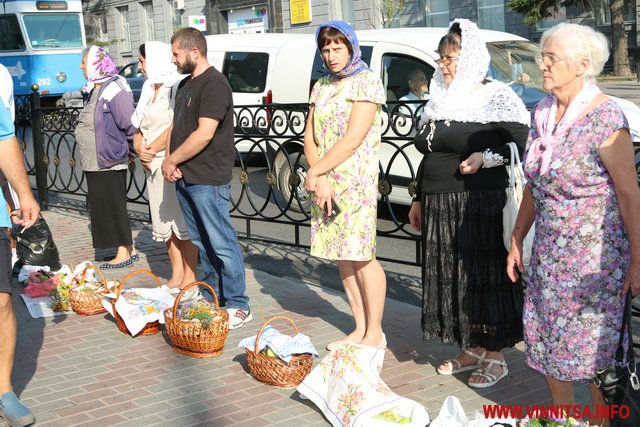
[508,0,632,75]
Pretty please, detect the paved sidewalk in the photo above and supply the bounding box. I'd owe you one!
[6,209,594,427]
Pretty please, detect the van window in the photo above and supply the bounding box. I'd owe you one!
[382,54,434,102]
[0,14,26,51]
[309,45,373,95]
[222,52,268,93]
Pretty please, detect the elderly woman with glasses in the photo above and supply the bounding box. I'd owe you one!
[507,23,640,422]
[408,19,530,388]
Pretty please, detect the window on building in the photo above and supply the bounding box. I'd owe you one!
[595,0,636,26]
[169,0,184,30]
[478,0,504,31]
[117,6,131,52]
[141,1,155,41]
[341,0,355,25]
[0,14,26,51]
[425,0,449,27]
[98,13,108,43]
[536,8,566,30]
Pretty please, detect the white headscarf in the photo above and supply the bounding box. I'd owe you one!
[131,41,185,128]
[421,19,529,126]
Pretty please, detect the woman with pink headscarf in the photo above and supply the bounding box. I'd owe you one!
[76,46,137,268]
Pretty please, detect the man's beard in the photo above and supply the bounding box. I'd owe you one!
[177,57,196,75]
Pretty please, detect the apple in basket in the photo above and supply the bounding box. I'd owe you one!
[260,346,279,358]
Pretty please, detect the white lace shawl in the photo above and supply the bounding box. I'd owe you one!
[421,19,530,126]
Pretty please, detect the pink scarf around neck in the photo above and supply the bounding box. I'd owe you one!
[526,83,602,175]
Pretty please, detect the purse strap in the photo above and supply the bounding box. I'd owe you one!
[615,293,637,371]
[505,142,527,203]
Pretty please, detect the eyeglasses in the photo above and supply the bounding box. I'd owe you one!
[435,56,459,66]
[535,53,568,67]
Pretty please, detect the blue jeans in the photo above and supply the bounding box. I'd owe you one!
[175,180,249,310]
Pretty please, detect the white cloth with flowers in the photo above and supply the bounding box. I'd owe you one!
[102,288,174,335]
[297,344,429,427]
[237,325,319,363]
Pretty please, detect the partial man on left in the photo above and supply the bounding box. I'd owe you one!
[0,63,38,427]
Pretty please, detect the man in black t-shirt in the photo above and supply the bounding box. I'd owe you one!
[162,28,251,329]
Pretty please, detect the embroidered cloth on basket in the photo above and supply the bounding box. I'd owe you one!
[297,344,430,427]
[238,325,319,363]
[102,288,175,336]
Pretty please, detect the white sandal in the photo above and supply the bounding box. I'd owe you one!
[437,349,486,375]
[468,358,509,389]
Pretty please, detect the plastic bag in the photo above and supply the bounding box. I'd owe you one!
[13,216,61,271]
[24,271,60,298]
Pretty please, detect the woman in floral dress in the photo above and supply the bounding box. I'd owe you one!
[303,21,387,350]
[507,23,640,424]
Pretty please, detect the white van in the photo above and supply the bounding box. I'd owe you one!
[205,29,640,207]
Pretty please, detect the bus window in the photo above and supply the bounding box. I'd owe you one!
[23,13,83,49]
[0,15,26,51]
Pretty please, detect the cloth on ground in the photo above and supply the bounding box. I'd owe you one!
[297,344,429,427]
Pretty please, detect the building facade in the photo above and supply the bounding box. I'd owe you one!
[83,0,638,68]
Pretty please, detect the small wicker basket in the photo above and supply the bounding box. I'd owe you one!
[164,282,229,358]
[111,269,162,337]
[245,316,314,388]
[68,264,108,316]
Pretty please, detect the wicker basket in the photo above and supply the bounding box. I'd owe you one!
[245,316,314,388]
[68,264,108,316]
[164,282,229,358]
[111,270,162,337]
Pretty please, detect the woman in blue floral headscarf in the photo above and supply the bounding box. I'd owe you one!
[76,46,137,268]
[303,21,388,350]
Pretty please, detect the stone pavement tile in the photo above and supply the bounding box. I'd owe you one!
[73,415,127,427]
[53,399,106,418]
[112,415,165,427]
[37,412,92,427]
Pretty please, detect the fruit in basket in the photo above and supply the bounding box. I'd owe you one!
[260,346,278,358]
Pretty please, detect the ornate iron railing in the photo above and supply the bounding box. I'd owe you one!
[19,93,425,265]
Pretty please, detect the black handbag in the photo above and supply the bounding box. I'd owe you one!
[594,292,640,427]
[12,216,61,271]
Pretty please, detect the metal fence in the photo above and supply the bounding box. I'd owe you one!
[15,91,423,265]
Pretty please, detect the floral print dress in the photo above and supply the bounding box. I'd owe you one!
[309,71,385,261]
[524,100,630,382]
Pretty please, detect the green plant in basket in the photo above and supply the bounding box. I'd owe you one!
[49,280,74,311]
[178,300,220,329]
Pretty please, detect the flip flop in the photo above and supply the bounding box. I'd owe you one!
[468,358,509,389]
[101,253,139,262]
[437,349,486,375]
[99,257,134,269]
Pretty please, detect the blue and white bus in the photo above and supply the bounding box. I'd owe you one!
[0,0,85,101]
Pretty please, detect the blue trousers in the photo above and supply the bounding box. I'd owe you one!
[175,180,248,310]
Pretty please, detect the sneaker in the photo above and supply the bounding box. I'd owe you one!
[0,391,35,427]
[226,308,252,329]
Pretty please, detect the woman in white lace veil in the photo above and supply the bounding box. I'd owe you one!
[421,19,529,127]
[409,19,529,389]
[131,42,198,292]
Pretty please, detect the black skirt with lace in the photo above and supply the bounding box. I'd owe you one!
[420,189,524,351]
